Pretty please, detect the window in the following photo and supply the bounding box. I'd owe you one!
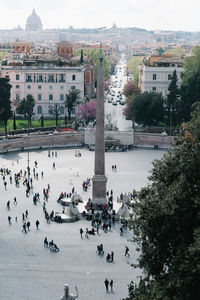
[16,85,20,89]
[72,108,75,115]
[49,94,53,101]
[38,85,42,89]
[37,75,43,82]
[16,94,20,101]
[168,74,172,80]
[60,106,64,114]
[16,74,20,80]
[152,87,156,91]
[60,85,64,90]
[72,75,76,81]
[49,85,53,90]
[48,75,54,82]
[153,74,157,80]
[60,94,64,101]
[38,94,42,101]
[27,75,32,82]
[59,74,65,82]
[27,85,31,89]
[37,106,42,114]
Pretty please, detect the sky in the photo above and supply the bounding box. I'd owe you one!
[0,0,200,32]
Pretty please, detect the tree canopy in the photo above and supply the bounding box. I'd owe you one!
[77,100,96,124]
[124,103,200,300]
[167,70,181,127]
[123,80,140,99]
[0,78,12,137]
[65,86,81,120]
[16,94,35,126]
[124,92,164,127]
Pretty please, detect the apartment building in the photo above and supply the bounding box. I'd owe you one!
[139,56,184,98]
[0,66,85,118]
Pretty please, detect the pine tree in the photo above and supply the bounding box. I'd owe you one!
[0,78,12,137]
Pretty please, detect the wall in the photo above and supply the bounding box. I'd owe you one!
[0,131,173,153]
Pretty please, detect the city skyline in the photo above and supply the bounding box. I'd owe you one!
[0,0,200,32]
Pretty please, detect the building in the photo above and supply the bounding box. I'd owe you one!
[139,55,184,98]
[0,65,85,118]
[56,41,73,59]
[25,9,43,32]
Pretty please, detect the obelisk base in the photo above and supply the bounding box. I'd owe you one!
[92,174,107,206]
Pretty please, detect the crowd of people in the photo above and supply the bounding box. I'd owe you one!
[1,150,133,297]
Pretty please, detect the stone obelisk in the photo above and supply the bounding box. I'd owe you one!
[92,49,107,206]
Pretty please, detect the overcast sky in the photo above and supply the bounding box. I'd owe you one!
[0,0,199,32]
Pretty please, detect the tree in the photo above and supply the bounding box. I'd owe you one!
[167,70,181,127]
[124,92,164,127]
[13,111,17,130]
[180,70,200,122]
[49,104,61,126]
[179,47,200,122]
[127,56,143,84]
[64,115,68,125]
[77,100,96,124]
[181,46,200,85]
[65,86,81,120]
[40,114,44,127]
[16,94,35,127]
[124,103,200,300]
[0,78,12,137]
[123,80,140,99]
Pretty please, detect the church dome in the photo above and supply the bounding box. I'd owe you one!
[26,9,43,31]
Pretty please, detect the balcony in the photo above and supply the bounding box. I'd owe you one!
[59,80,65,83]
[26,79,32,82]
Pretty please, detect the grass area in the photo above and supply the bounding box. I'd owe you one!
[0,119,73,133]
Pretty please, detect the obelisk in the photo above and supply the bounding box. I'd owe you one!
[92,48,107,206]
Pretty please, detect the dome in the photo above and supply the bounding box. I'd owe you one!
[26,9,43,31]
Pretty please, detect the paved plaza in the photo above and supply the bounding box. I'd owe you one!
[0,148,165,300]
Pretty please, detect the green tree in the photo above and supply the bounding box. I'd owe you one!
[124,103,200,300]
[179,47,200,122]
[65,86,81,120]
[180,70,200,122]
[124,92,164,127]
[49,104,61,126]
[167,70,180,127]
[127,56,143,84]
[182,46,200,85]
[40,114,44,127]
[0,78,12,137]
[13,111,17,130]
[16,94,35,127]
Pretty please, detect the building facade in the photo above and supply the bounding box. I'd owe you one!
[0,66,85,118]
[139,56,184,98]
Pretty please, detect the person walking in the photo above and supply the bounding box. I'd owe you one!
[85,228,89,239]
[110,280,113,292]
[22,223,27,233]
[13,197,17,205]
[111,251,114,262]
[36,220,40,229]
[8,216,12,224]
[27,221,30,231]
[120,226,123,236]
[104,279,109,292]
[125,245,130,256]
[7,201,10,210]
[80,228,84,238]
